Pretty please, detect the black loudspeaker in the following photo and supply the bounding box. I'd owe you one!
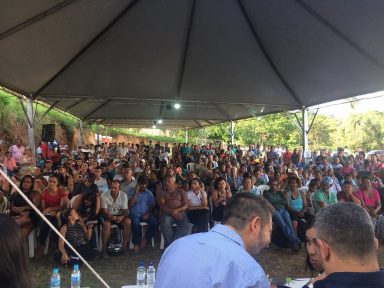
[42,124,56,142]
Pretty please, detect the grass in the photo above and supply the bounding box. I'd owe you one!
[30,238,384,288]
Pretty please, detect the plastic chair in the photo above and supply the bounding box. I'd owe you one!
[257,184,270,194]
[186,163,196,172]
[129,222,155,249]
[28,228,37,258]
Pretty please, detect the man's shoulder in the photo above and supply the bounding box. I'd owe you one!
[315,270,384,288]
[101,191,111,200]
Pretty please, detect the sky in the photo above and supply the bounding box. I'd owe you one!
[311,91,384,119]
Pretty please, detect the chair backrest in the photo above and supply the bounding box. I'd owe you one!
[257,184,270,193]
[298,186,309,193]
[186,163,196,172]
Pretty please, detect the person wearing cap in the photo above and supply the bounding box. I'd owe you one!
[313,176,337,214]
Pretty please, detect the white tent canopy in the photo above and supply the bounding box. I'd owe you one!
[2,0,384,129]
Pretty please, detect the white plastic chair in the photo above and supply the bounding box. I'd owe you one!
[257,184,270,194]
[28,228,37,258]
[186,163,196,172]
[129,222,155,249]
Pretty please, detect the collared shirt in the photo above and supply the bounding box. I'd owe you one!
[155,224,269,288]
[314,270,384,288]
[127,188,155,217]
[100,191,128,215]
[313,189,337,213]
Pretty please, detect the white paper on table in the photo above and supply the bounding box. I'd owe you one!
[286,278,310,288]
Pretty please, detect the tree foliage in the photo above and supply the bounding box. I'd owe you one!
[181,110,384,151]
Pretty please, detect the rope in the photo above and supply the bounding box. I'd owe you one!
[0,169,110,288]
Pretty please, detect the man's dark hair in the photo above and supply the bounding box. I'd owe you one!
[343,180,353,186]
[137,175,149,185]
[222,193,274,230]
[314,202,376,259]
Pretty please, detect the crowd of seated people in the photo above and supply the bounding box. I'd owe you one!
[0,139,383,264]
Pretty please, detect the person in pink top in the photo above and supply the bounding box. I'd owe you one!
[354,176,381,218]
[8,139,25,163]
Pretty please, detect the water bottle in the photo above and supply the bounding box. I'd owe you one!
[147,261,156,288]
[71,264,81,288]
[50,268,60,288]
[136,261,146,287]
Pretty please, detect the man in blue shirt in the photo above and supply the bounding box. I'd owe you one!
[155,193,274,288]
[128,175,158,253]
[313,202,384,288]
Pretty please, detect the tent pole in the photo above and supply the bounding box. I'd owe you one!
[79,120,84,146]
[230,121,235,145]
[26,99,36,166]
[185,130,188,143]
[302,108,309,161]
[96,123,100,143]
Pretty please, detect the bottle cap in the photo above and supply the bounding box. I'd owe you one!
[74,264,79,270]
[149,261,153,266]
[53,268,58,273]
[139,261,144,266]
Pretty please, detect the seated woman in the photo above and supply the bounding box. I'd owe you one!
[10,175,41,238]
[354,176,381,219]
[211,177,232,222]
[237,175,260,195]
[285,176,307,235]
[72,192,100,249]
[263,179,301,252]
[57,208,98,266]
[186,178,210,233]
[39,174,68,251]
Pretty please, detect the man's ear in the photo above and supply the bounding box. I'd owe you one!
[317,238,330,262]
[250,216,262,233]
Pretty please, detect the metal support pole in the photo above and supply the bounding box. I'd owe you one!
[302,108,309,160]
[79,120,84,146]
[229,121,235,145]
[96,123,100,143]
[185,130,189,143]
[26,99,36,166]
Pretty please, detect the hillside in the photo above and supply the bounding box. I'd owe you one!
[0,89,180,151]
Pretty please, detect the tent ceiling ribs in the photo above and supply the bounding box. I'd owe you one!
[236,0,303,107]
[65,98,88,111]
[294,0,384,72]
[176,0,196,99]
[31,0,141,99]
[82,99,111,120]
[0,0,80,40]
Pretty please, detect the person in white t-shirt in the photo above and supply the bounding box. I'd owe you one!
[186,178,210,232]
[100,180,131,256]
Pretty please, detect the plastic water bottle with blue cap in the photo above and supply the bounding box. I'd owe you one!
[136,261,146,287]
[50,267,60,288]
[147,261,156,288]
[71,264,81,288]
